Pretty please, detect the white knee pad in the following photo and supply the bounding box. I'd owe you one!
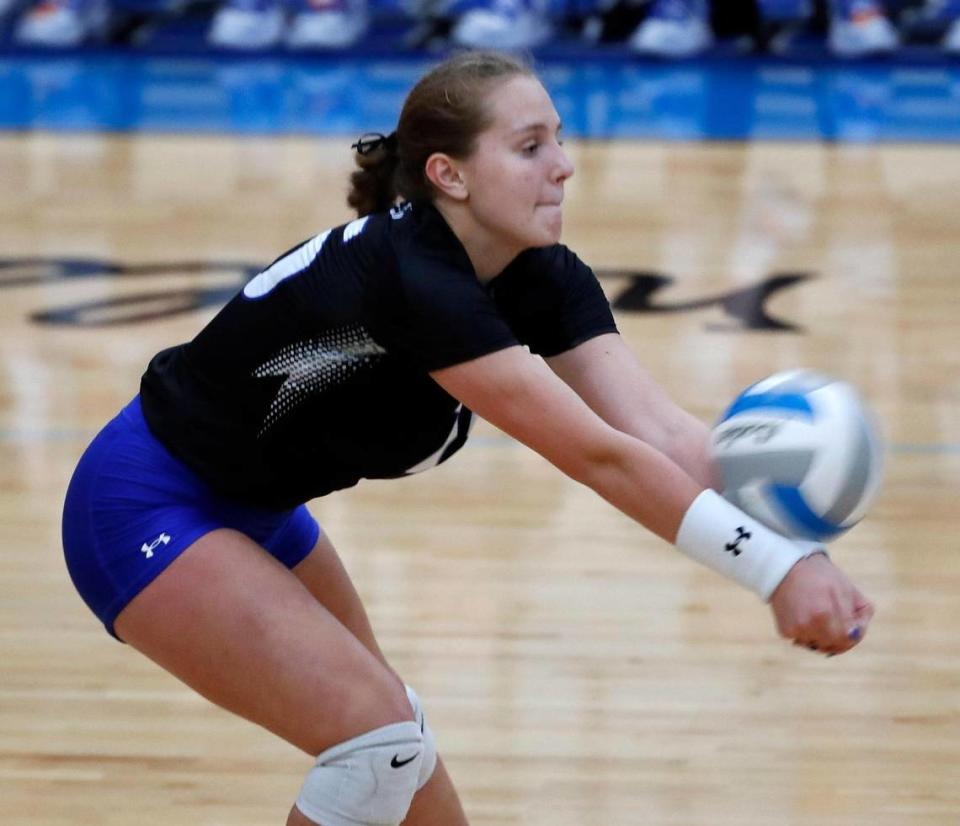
[404,684,437,790]
[295,720,423,826]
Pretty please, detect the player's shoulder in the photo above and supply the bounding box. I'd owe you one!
[335,208,392,247]
[324,207,403,275]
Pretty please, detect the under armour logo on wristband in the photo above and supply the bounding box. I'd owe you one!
[725,526,752,556]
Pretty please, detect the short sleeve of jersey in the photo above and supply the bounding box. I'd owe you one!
[490,244,619,357]
[369,249,520,373]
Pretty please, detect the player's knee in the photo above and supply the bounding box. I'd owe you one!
[296,720,424,826]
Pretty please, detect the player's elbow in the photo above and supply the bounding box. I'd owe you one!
[633,413,713,490]
[553,428,630,492]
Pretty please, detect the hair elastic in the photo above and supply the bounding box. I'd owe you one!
[351,132,398,156]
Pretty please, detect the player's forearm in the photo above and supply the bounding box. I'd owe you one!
[566,429,703,544]
[655,411,717,492]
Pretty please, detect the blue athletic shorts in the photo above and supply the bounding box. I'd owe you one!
[62,396,321,639]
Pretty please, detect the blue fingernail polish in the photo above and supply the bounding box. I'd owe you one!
[848,626,862,640]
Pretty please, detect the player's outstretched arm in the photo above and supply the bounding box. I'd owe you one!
[431,344,702,544]
[545,333,715,489]
[431,345,872,655]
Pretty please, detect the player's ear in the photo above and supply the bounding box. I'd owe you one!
[424,153,467,201]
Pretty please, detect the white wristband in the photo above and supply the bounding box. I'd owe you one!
[675,490,823,601]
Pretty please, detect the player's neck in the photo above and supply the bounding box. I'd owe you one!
[433,200,523,284]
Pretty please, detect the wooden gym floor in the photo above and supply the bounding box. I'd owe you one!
[1,134,958,824]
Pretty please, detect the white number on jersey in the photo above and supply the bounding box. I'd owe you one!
[243,216,371,299]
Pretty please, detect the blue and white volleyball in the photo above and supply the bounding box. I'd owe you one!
[709,369,883,543]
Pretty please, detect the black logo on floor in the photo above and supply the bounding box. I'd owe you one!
[0,258,812,333]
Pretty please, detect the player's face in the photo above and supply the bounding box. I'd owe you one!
[460,76,574,250]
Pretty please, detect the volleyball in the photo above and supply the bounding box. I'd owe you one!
[708,369,883,543]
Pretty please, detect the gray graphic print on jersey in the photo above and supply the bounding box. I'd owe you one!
[253,324,386,435]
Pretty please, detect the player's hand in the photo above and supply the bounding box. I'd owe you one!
[768,552,874,656]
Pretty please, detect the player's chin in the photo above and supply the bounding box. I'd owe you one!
[534,206,563,243]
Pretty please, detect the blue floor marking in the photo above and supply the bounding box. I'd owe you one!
[889,443,960,455]
[2,427,958,456]
[2,53,960,140]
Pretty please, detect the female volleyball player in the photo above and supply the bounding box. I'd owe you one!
[62,51,874,826]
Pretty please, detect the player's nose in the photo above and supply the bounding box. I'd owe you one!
[553,142,574,183]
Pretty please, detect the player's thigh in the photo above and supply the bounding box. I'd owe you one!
[113,527,413,755]
[291,530,388,665]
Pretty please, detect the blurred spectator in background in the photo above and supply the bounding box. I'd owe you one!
[758,0,898,56]
[208,0,285,48]
[629,0,713,57]
[208,0,368,49]
[286,0,367,47]
[448,0,552,49]
[14,0,109,45]
[4,0,936,55]
[827,0,898,55]
[906,0,960,52]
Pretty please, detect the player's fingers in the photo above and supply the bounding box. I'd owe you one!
[828,620,866,654]
[815,604,850,652]
[820,593,868,655]
[853,597,875,624]
[789,611,832,652]
[840,591,874,649]
[789,598,860,653]
[794,637,845,658]
[825,590,863,652]
[793,639,825,655]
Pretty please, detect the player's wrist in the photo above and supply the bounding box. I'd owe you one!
[674,489,822,601]
[792,540,829,559]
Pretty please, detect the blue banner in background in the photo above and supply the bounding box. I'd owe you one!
[1,55,959,141]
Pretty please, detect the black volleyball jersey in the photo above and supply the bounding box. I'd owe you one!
[140,201,618,510]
